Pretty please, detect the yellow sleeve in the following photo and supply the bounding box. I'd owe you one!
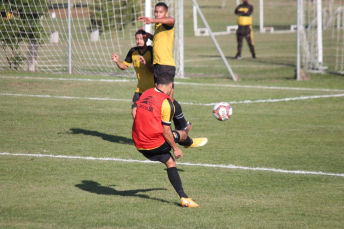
[123,61,132,67]
[161,99,174,125]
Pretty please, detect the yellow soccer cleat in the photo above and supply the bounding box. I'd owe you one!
[185,137,208,148]
[181,197,199,208]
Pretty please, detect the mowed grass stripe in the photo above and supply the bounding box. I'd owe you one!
[1,75,344,92]
[1,153,344,177]
[1,92,344,106]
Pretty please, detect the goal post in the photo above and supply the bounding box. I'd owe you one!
[298,0,344,76]
[191,0,238,81]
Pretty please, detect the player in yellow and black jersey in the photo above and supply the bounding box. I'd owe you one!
[111,30,155,119]
[138,2,190,132]
[234,0,256,59]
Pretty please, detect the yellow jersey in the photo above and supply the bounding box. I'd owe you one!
[123,46,155,93]
[235,3,253,26]
[153,23,176,66]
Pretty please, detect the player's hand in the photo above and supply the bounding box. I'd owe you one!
[138,16,153,25]
[173,147,183,159]
[145,32,154,40]
[139,56,146,65]
[111,53,119,63]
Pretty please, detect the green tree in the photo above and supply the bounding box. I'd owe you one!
[89,0,144,34]
[0,0,48,70]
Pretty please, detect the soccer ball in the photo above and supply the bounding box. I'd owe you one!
[213,102,232,121]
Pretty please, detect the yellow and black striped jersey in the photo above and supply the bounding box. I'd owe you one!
[123,46,155,93]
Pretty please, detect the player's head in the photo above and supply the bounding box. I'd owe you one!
[155,2,169,19]
[156,72,174,95]
[135,30,147,47]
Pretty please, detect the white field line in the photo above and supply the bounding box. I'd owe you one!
[0,75,135,83]
[1,152,343,177]
[2,75,344,92]
[0,93,131,102]
[1,93,344,106]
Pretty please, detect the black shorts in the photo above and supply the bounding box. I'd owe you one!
[154,64,176,88]
[132,92,142,109]
[236,25,251,37]
[139,131,180,163]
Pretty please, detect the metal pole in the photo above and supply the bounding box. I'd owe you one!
[260,0,264,32]
[317,0,323,64]
[296,0,301,80]
[221,0,227,8]
[68,0,72,74]
[145,0,152,45]
[192,0,237,81]
[193,5,197,34]
[178,0,184,78]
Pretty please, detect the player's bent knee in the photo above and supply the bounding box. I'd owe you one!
[176,130,187,142]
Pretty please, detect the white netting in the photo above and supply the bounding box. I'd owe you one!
[0,0,181,76]
[301,0,344,74]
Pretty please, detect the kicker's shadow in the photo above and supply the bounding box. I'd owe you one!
[70,128,133,145]
[75,180,170,204]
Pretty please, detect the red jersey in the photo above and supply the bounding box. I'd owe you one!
[132,88,173,150]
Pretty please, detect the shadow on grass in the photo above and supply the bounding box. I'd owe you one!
[70,128,133,145]
[199,5,223,9]
[197,54,295,68]
[75,180,170,204]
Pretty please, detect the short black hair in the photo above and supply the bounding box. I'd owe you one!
[156,72,174,85]
[135,30,147,36]
[155,2,168,11]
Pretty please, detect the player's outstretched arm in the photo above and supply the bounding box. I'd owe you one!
[111,52,128,70]
[138,16,153,25]
[138,16,175,26]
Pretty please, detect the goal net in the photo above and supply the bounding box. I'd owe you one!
[301,0,344,74]
[0,0,182,76]
[190,0,343,79]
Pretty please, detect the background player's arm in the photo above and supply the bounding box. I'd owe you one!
[145,32,154,41]
[138,56,154,72]
[234,5,242,15]
[235,5,253,16]
[138,16,175,27]
[111,52,128,70]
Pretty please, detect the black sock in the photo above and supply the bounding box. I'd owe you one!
[173,100,187,130]
[178,136,193,147]
[167,167,188,198]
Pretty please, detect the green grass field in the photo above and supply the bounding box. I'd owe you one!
[1,71,344,228]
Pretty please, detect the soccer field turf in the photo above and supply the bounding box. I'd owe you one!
[0,72,343,228]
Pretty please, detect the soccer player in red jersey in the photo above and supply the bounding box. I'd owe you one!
[132,72,207,207]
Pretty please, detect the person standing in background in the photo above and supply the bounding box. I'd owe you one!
[234,0,256,59]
